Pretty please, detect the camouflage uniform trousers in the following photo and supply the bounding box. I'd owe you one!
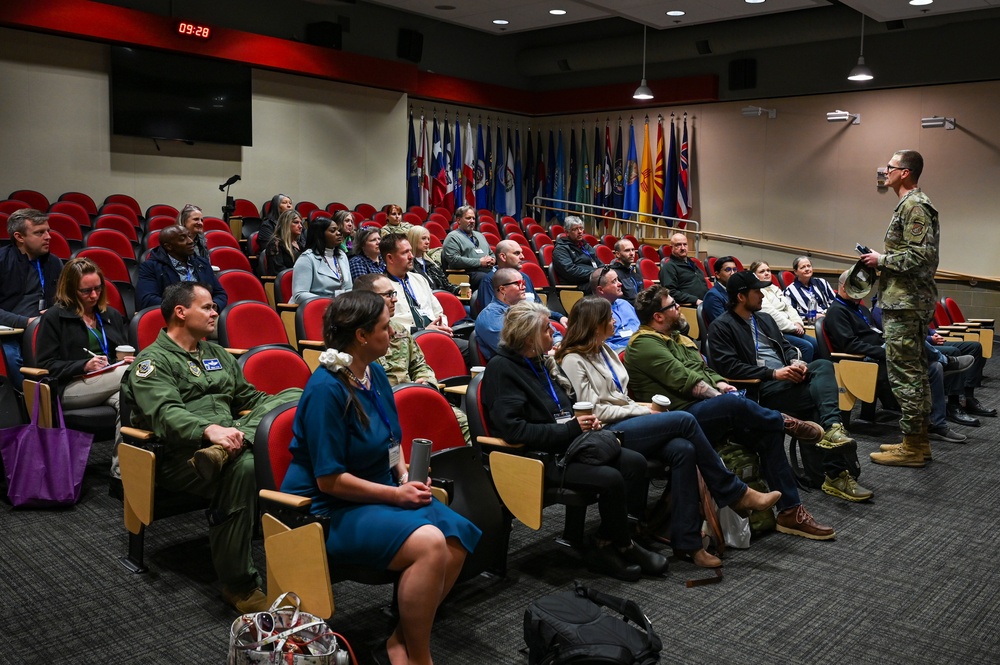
[883,309,934,435]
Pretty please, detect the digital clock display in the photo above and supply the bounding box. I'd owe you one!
[177,21,212,40]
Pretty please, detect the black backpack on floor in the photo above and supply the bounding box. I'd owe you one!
[524,581,661,665]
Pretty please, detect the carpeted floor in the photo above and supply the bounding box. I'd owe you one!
[2,353,999,664]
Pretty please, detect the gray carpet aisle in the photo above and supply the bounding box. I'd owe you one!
[2,352,999,664]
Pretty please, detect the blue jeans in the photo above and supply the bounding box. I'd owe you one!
[2,339,24,391]
[685,393,803,513]
[611,410,745,551]
[784,332,818,363]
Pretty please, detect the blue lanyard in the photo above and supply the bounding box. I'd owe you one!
[580,245,594,260]
[353,371,399,446]
[525,357,564,414]
[600,349,623,394]
[834,296,870,326]
[34,259,45,291]
[89,312,109,357]
[389,273,417,303]
[750,315,760,351]
[323,254,342,280]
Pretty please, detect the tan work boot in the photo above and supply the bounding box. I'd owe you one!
[189,444,229,482]
[870,433,927,467]
[879,439,932,461]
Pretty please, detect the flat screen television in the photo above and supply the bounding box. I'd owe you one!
[110,46,253,146]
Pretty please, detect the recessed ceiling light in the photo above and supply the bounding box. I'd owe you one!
[745,0,766,4]
[493,19,509,25]
[550,9,567,16]
[434,4,456,9]
[909,0,933,5]
[666,10,685,16]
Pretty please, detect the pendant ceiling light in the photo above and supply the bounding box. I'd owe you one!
[633,25,654,100]
[848,13,874,82]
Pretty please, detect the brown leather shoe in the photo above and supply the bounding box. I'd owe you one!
[730,486,781,518]
[189,444,229,482]
[676,547,722,569]
[776,505,835,541]
[782,414,824,444]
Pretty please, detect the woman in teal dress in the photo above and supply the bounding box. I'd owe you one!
[282,290,480,665]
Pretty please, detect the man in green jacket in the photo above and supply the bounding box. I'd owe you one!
[122,282,300,613]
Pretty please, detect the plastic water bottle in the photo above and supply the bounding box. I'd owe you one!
[806,292,817,323]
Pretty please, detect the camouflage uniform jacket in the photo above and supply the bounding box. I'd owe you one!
[378,320,437,386]
[878,188,939,313]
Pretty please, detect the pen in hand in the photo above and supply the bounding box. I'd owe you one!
[83,348,108,368]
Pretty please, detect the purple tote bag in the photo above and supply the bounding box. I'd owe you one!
[0,383,93,507]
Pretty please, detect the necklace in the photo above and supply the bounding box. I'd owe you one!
[344,365,370,389]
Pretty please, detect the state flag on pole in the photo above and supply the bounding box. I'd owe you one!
[406,113,419,209]
[593,122,603,210]
[463,119,475,208]
[418,114,430,210]
[430,118,447,210]
[652,116,665,217]
[535,130,546,218]
[453,118,463,210]
[493,127,506,216]
[639,116,652,223]
[505,127,516,218]
[623,120,639,220]
[443,117,455,214]
[665,116,679,228]
[568,128,577,206]
[554,130,566,222]
[577,126,590,209]
[475,121,488,211]
[612,120,624,215]
[486,121,494,207]
[514,128,523,220]
[546,130,556,203]
[677,113,691,222]
[602,122,613,220]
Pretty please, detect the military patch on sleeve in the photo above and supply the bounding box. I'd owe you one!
[135,359,154,379]
[906,221,927,241]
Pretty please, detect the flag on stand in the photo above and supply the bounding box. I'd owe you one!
[623,120,639,220]
[593,122,603,211]
[664,116,678,228]
[535,130,546,218]
[475,121,488,211]
[463,119,475,208]
[430,118,447,211]
[568,128,577,207]
[602,122,613,220]
[418,114,430,210]
[554,130,566,221]
[677,113,691,222]
[612,120,624,214]
[443,117,455,213]
[514,128,523,220]
[524,127,535,217]
[493,127,506,217]
[577,126,590,212]
[652,116,665,217]
[639,116,652,223]
[453,117,463,210]
[406,113,419,209]
[546,130,556,203]
[485,121,494,208]
[505,126,516,218]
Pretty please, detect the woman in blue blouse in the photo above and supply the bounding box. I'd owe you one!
[282,290,480,665]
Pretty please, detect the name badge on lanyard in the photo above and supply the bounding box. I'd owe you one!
[202,358,223,371]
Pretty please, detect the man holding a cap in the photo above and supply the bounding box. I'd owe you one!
[707,272,873,503]
[825,268,971,448]
[624,284,838,538]
[475,267,527,361]
[860,150,940,468]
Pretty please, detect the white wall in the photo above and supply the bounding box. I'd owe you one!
[0,27,407,215]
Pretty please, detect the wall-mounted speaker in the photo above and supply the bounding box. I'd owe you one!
[397,28,423,63]
[305,21,342,50]
[729,58,757,91]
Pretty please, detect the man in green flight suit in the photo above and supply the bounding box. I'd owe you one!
[862,150,940,467]
[122,282,300,612]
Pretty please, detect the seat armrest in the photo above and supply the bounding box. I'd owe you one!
[477,436,522,448]
[120,426,155,441]
[831,352,866,360]
[20,366,48,378]
[298,339,325,349]
[259,488,312,511]
[225,347,249,356]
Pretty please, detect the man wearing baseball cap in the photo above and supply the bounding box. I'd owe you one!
[707,271,872,502]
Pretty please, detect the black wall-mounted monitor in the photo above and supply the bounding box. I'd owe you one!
[110,46,253,146]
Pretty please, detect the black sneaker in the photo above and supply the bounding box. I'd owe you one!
[584,545,641,582]
[943,355,975,375]
[929,425,967,443]
[620,542,668,576]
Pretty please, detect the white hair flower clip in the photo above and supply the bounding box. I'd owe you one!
[318,348,353,372]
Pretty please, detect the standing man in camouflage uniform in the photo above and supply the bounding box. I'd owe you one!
[863,150,939,467]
